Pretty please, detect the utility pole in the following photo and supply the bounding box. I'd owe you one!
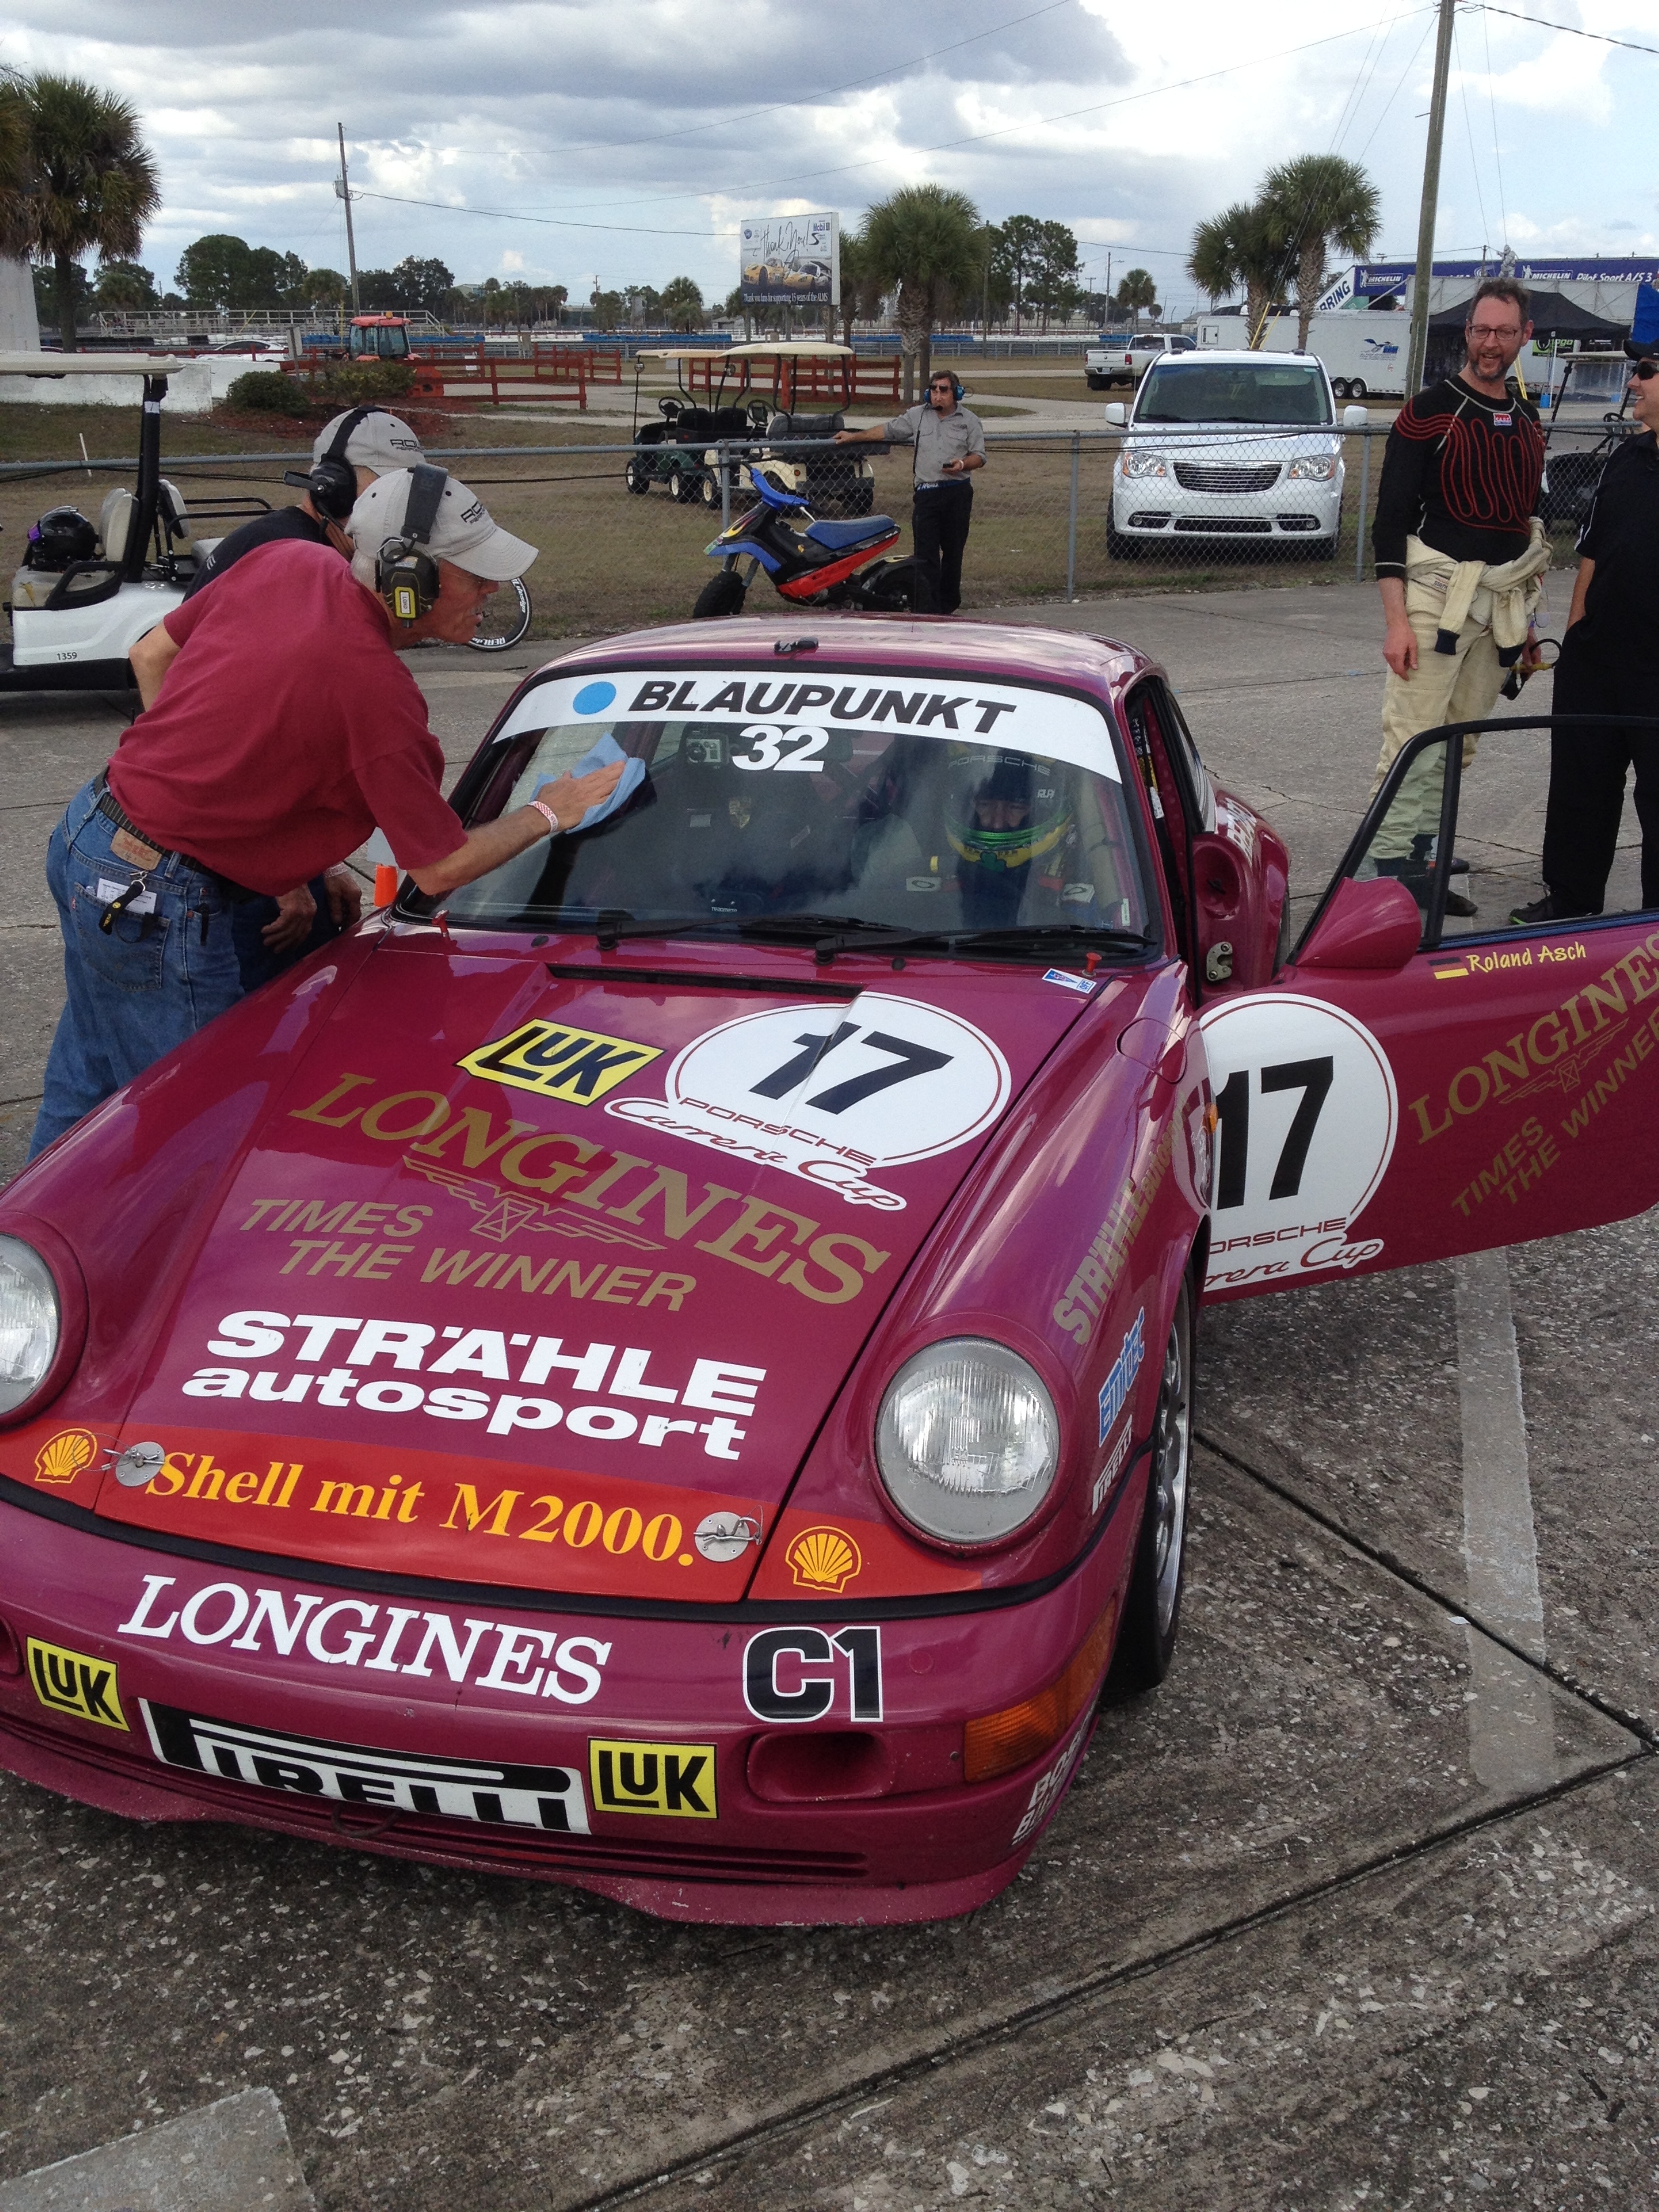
[1404,0,1456,396]
[335,125,361,317]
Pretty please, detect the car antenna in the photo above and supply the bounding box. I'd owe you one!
[774,636,819,656]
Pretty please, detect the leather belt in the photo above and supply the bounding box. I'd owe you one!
[91,772,255,901]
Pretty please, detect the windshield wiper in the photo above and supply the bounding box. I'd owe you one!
[808,920,1154,964]
[592,909,876,951]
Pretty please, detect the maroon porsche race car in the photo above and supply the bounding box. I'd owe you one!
[3,619,1656,1924]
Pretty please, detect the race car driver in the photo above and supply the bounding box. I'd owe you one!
[947,753,1092,926]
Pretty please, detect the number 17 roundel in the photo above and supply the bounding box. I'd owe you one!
[1198,995,1398,1297]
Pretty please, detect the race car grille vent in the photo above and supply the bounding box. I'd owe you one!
[1173,462,1279,492]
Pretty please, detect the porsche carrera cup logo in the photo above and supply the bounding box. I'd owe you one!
[607,996,1010,1211]
[458,1020,661,1107]
[141,1704,590,1832]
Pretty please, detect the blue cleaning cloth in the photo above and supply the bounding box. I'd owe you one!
[535,731,645,833]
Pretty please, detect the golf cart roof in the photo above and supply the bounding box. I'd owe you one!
[724,342,853,359]
[0,352,192,375]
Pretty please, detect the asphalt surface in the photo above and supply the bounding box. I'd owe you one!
[4,577,1658,2211]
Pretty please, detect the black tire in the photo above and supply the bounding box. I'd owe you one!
[1348,377,1367,401]
[466,577,532,652]
[699,468,723,510]
[1086,373,1106,391]
[861,558,918,613]
[623,456,651,495]
[1106,523,1141,560]
[668,468,694,504]
[847,480,875,517]
[1109,1273,1194,1692]
[693,569,748,618]
[1331,377,1350,401]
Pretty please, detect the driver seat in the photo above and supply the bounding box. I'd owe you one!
[804,514,897,552]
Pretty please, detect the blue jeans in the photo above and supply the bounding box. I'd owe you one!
[29,780,247,1159]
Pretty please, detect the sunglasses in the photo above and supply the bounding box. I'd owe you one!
[1634,360,1657,382]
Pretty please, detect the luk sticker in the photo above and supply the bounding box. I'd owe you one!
[607,995,1009,1211]
[589,1740,717,1819]
[142,1704,589,1832]
[28,1639,128,1730]
[1198,995,1397,1290]
[458,1020,661,1107]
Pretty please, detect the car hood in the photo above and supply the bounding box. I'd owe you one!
[12,930,1134,1605]
[1121,421,1339,450]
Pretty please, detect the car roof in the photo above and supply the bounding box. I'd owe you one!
[521,616,1153,708]
[1171,350,1328,367]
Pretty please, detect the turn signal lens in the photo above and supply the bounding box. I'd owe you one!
[0,1237,58,1414]
[962,1601,1120,1784]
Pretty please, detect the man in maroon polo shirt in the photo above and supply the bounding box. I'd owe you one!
[29,466,620,1159]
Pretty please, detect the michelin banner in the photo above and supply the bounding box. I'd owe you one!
[740,216,839,309]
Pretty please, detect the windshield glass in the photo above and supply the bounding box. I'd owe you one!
[1136,360,1331,426]
[441,666,1153,955]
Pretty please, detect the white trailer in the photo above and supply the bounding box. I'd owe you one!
[1195,313,1408,401]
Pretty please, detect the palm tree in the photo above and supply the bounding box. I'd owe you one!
[3,74,158,352]
[861,184,982,402]
[1260,154,1380,350]
[1115,268,1158,329]
[836,230,883,350]
[1187,202,1282,347]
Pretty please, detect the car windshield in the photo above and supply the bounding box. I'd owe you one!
[1136,360,1330,425]
[440,665,1154,958]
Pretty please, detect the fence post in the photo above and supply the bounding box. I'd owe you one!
[1066,432,1080,603]
[1355,428,1372,585]
[720,441,731,531]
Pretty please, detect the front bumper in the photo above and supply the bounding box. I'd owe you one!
[0,1476,1141,1925]
[1111,463,1343,544]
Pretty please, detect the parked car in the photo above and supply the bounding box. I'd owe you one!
[1105,350,1367,559]
[4,621,1650,1927]
[1086,333,1195,391]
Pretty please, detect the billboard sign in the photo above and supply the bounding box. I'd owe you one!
[740,215,839,308]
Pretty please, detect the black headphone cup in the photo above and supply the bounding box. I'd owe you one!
[308,456,359,521]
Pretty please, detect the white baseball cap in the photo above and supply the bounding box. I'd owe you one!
[312,407,425,475]
[347,467,538,583]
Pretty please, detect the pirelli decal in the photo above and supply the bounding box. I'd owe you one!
[458,1021,661,1107]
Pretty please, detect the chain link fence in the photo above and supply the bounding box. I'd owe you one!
[1,413,1629,644]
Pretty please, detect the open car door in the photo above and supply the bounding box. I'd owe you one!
[1198,711,1659,1298]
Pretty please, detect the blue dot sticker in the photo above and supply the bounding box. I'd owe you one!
[573,681,617,716]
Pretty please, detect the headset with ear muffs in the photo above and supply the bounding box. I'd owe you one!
[932,370,965,402]
[282,405,384,522]
[376,463,449,625]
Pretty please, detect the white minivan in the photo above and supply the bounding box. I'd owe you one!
[1105,350,1368,559]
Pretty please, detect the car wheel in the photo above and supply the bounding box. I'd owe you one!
[1106,522,1141,560]
[668,468,693,504]
[1331,377,1350,400]
[1110,1273,1193,1692]
[1348,377,1367,401]
[623,457,651,495]
[699,469,722,510]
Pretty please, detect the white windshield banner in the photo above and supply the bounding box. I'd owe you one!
[495,670,1122,782]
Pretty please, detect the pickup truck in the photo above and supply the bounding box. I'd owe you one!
[1085,332,1195,391]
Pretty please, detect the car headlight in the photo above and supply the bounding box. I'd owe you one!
[876,1338,1060,1544]
[1122,451,1168,480]
[1288,454,1338,480]
[0,1237,59,1414]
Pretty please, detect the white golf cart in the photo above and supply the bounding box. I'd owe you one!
[0,353,270,694]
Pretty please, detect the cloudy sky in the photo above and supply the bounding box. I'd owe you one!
[5,0,1655,315]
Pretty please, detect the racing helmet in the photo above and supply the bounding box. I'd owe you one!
[945,752,1071,875]
[24,506,98,572]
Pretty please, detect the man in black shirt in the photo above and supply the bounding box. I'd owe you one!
[1368,279,1549,912]
[1518,351,1659,922]
[179,404,424,601]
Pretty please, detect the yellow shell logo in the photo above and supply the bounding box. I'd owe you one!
[785,1525,862,1595]
[35,1429,96,1486]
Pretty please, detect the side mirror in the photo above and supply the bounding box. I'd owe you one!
[1343,405,1370,429]
[1294,876,1422,972]
[1104,402,1126,427]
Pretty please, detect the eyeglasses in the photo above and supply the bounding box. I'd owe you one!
[1467,323,1523,341]
[1633,360,1657,382]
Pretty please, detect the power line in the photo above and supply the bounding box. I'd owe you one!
[1468,4,1658,58]
[350,190,726,238]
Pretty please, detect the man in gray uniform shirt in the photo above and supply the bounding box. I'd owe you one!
[837,370,986,613]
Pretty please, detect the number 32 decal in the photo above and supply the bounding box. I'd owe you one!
[1198,996,1398,1289]
[731,724,827,773]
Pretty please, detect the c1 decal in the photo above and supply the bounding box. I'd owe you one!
[743,1626,884,1723]
[1199,994,1397,1291]
[141,1704,590,1832]
[589,1740,717,1818]
[607,996,1010,1212]
[457,1020,662,1107]
[28,1638,128,1730]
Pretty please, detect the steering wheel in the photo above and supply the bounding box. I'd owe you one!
[660,397,682,420]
